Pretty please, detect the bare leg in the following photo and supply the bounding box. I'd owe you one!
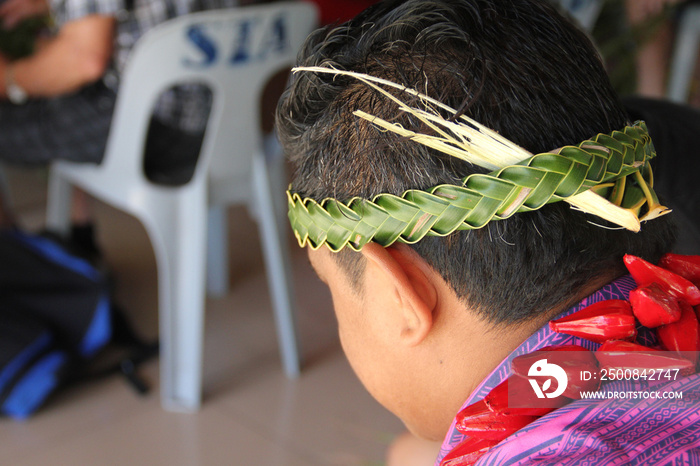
[0,169,15,227]
[71,187,92,225]
[0,192,15,227]
[69,187,101,259]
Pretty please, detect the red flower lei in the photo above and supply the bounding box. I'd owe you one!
[440,253,700,466]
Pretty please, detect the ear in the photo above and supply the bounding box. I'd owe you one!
[360,242,438,346]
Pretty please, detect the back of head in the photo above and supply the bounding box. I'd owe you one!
[277,0,676,324]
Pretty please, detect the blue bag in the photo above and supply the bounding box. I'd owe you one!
[0,229,112,419]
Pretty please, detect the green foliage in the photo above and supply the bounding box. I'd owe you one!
[0,15,51,59]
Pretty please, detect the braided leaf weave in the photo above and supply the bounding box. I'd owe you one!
[288,121,656,252]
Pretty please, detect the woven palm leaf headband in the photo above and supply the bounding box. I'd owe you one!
[287,67,670,252]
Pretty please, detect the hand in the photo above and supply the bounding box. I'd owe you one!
[0,0,50,30]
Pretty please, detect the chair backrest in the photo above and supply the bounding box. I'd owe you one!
[100,2,318,193]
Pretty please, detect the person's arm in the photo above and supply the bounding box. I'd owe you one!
[0,14,115,99]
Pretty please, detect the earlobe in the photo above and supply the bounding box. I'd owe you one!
[360,242,438,346]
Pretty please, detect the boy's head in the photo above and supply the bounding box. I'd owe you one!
[276,0,676,439]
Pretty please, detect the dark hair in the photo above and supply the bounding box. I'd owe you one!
[276,0,676,324]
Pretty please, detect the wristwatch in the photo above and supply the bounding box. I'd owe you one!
[5,66,28,105]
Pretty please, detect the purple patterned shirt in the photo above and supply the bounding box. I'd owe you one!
[436,275,700,465]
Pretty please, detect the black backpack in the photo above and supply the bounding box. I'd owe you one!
[0,228,156,419]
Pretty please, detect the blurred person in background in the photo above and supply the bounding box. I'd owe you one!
[0,0,236,256]
[625,0,688,98]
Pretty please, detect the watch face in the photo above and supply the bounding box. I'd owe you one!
[7,82,27,104]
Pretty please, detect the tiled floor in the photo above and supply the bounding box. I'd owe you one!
[0,166,405,466]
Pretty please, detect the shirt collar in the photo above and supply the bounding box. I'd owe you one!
[436,274,650,463]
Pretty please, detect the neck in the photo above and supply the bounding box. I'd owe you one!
[431,270,622,439]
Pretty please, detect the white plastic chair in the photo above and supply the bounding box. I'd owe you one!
[667,3,700,103]
[45,2,319,411]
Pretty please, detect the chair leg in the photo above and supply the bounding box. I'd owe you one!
[45,169,74,235]
[667,6,700,103]
[145,191,208,411]
[251,153,301,378]
[206,205,229,297]
[264,134,289,227]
